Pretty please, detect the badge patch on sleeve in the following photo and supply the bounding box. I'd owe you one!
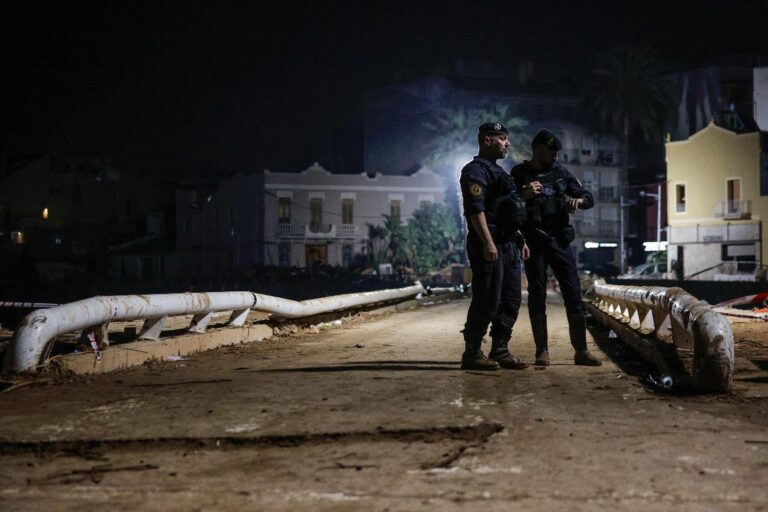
[469,183,482,197]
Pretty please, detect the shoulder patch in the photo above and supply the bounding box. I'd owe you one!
[469,183,483,197]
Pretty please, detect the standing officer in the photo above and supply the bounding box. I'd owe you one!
[511,129,602,367]
[459,122,532,371]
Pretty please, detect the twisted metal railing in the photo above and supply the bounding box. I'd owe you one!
[591,279,734,392]
[3,284,425,374]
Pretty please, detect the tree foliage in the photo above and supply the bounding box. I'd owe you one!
[583,46,672,144]
[406,202,464,275]
[367,203,464,276]
[422,103,529,172]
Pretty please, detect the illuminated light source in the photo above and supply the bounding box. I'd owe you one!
[584,241,618,249]
[11,231,24,244]
[643,241,668,252]
[42,208,49,219]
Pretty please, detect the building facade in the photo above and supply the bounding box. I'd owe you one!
[263,162,445,267]
[666,122,768,280]
[175,173,266,279]
[541,122,623,274]
[0,155,170,280]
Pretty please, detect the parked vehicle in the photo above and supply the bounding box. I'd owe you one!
[616,262,668,280]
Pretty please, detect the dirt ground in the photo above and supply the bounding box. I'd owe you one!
[1,298,767,511]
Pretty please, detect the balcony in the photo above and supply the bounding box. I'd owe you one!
[714,200,751,220]
[277,223,359,239]
[568,220,619,238]
[559,147,624,167]
[598,220,619,237]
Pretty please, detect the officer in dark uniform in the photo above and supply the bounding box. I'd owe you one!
[459,122,532,371]
[511,129,602,367]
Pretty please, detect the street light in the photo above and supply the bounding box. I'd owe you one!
[619,196,637,274]
[639,183,663,257]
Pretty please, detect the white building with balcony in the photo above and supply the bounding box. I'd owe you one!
[666,121,768,280]
[264,162,445,267]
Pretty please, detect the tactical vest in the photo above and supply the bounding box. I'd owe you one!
[468,159,525,242]
[522,167,569,228]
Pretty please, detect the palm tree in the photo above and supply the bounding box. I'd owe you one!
[583,46,672,181]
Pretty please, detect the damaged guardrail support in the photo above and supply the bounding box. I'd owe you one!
[3,283,424,374]
[590,279,734,393]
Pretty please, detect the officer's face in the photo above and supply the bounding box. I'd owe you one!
[486,134,510,160]
[533,144,559,167]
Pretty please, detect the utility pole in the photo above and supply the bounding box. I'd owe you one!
[620,195,625,274]
[656,182,662,251]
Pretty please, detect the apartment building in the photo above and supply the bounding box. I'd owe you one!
[263,162,445,267]
[666,121,768,280]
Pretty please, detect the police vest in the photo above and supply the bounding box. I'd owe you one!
[523,167,569,227]
[470,159,527,240]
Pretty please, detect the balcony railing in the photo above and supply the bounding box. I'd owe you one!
[277,223,305,237]
[336,224,358,237]
[277,223,359,239]
[714,200,751,220]
[558,147,624,167]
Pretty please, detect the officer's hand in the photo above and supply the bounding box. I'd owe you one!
[521,243,530,260]
[522,181,543,199]
[483,241,498,261]
[568,198,583,213]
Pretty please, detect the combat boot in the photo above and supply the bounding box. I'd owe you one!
[489,338,528,370]
[530,315,549,366]
[461,339,499,371]
[567,312,602,367]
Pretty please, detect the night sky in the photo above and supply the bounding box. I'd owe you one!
[2,1,767,175]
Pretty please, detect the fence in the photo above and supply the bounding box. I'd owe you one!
[3,284,425,374]
[591,280,733,392]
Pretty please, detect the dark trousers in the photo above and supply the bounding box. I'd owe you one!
[463,237,522,344]
[524,235,585,318]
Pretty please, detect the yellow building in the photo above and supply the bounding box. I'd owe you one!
[666,121,767,280]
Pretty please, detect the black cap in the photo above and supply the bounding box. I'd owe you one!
[531,129,562,151]
[478,122,509,136]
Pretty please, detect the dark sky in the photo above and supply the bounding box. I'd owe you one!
[2,1,767,175]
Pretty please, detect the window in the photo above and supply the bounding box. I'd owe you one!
[582,171,594,191]
[722,243,756,273]
[599,186,615,199]
[278,197,291,223]
[278,242,291,267]
[341,198,354,224]
[342,244,353,267]
[390,199,401,222]
[726,178,741,214]
[675,184,686,213]
[599,171,617,199]
[761,160,768,196]
[310,198,323,227]
[418,194,434,207]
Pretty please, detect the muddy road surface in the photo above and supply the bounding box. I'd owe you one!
[1,299,767,511]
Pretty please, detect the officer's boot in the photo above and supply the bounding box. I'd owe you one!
[567,313,602,366]
[461,339,499,371]
[489,337,528,370]
[530,315,550,366]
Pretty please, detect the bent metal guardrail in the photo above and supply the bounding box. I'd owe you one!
[3,283,425,374]
[591,279,734,392]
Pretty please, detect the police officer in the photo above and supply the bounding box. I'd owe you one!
[459,122,532,371]
[511,129,602,367]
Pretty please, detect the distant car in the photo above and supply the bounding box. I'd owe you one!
[616,262,668,280]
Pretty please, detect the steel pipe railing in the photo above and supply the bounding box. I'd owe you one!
[3,283,424,374]
[591,279,734,392]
